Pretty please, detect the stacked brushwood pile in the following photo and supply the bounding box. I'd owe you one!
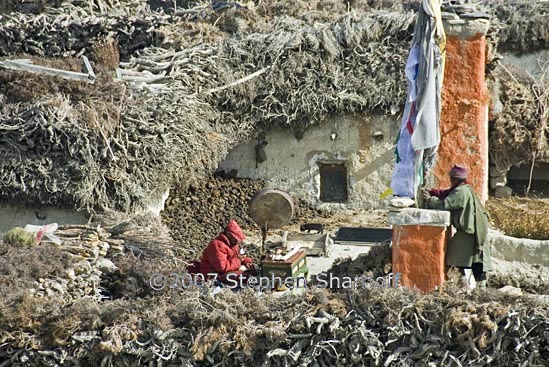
[1,237,548,366]
[0,0,546,212]
[0,0,417,212]
[488,64,548,173]
[0,212,181,304]
[0,12,166,60]
[482,0,549,173]
[0,225,123,304]
[0,0,149,15]
[481,0,548,53]
[0,212,187,358]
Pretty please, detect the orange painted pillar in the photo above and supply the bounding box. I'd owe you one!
[392,225,450,292]
[434,19,490,202]
[389,208,451,292]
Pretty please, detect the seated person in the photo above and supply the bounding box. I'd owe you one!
[200,220,255,283]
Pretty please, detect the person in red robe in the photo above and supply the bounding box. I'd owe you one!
[200,220,255,283]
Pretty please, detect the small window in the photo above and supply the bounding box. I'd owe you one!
[319,163,348,203]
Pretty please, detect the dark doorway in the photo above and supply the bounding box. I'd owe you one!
[506,163,549,197]
[319,163,348,203]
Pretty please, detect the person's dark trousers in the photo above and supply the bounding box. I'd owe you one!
[471,263,486,282]
[459,263,487,286]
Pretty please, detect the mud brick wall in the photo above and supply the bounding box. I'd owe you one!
[434,18,490,202]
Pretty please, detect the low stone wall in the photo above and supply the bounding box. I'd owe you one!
[488,229,549,266]
[0,204,89,237]
[0,190,168,237]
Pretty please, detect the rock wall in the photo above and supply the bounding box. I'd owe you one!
[218,113,399,209]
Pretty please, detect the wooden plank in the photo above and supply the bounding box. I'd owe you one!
[0,56,95,83]
[82,55,96,81]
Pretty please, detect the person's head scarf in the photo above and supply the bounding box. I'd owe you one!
[224,220,246,242]
[449,165,468,180]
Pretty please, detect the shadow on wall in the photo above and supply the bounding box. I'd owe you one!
[284,146,396,207]
[353,148,395,182]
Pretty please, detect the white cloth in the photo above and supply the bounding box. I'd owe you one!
[405,45,420,103]
[390,0,445,198]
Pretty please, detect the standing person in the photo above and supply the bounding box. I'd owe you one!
[200,220,255,284]
[422,165,491,288]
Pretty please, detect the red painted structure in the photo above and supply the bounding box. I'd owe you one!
[433,29,489,201]
[392,225,450,292]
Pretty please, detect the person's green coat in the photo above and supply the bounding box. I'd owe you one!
[426,184,491,271]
